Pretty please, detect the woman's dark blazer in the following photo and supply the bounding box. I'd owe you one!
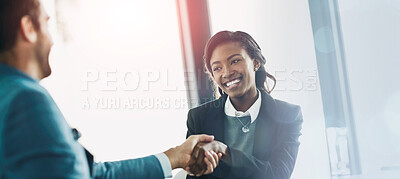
[186,89,303,179]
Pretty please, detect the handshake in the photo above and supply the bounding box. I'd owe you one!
[164,134,229,177]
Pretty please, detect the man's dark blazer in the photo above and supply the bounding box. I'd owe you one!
[186,89,303,179]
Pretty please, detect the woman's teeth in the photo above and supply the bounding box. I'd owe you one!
[226,79,240,87]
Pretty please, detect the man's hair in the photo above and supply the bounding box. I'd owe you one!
[0,0,41,52]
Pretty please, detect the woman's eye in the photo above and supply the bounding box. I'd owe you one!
[213,67,221,71]
[232,59,240,64]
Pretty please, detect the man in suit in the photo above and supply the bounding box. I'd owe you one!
[0,0,218,178]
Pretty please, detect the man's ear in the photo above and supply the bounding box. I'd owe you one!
[20,15,37,43]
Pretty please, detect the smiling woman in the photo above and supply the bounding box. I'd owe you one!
[185,31,303,179]
[210,42,260,106]
[204,31,276,99]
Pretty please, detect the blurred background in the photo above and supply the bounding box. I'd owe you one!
[40,0,400,178]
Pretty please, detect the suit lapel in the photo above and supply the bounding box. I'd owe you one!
[253,90,278,158]
[203,95,227,142]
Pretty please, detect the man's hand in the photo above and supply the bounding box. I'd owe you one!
[164,134,214,169]
[186,140,228,176]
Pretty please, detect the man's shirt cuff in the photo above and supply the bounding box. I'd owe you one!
[154,153,173,178]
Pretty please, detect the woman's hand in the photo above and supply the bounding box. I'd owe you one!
[185,141,228,176]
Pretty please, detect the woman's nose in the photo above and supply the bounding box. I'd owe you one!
[222,67,234,78]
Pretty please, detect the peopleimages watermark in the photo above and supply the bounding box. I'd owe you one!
[81,68,194,92]
[81,68,319,92]
[80,68,319,110]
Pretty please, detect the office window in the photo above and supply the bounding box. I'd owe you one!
[337,0,400,178]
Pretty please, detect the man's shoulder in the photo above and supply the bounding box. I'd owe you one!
[0,74,52,115]
[2,74,46,96]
